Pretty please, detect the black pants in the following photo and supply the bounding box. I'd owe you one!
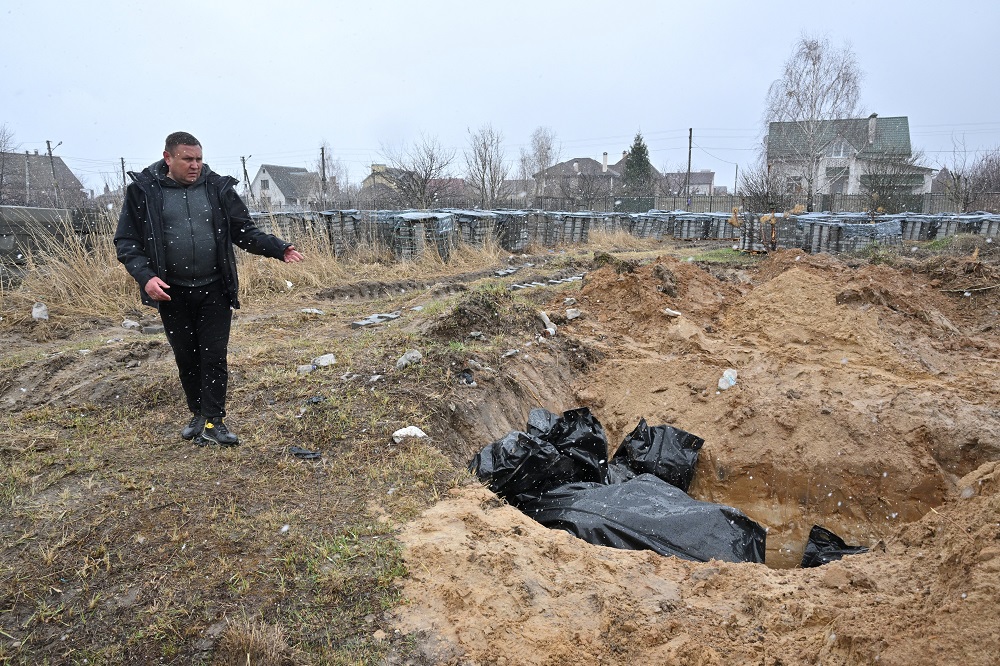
[158,280,232,419]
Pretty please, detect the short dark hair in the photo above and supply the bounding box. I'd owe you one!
[164,132,201,154]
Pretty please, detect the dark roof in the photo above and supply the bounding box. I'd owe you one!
[767,116,912,160]
[537,157,620,179]
[0,151,87,207]
[259,164,320,200]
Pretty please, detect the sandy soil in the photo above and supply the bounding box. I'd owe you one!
[393,249,1000,665]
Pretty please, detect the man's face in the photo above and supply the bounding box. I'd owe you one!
[163,144,203,184]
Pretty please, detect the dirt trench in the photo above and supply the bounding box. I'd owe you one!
[393,249,1000,665]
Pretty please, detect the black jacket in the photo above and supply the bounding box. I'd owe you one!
[115,162,291,309]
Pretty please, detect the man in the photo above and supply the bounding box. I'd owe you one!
[115,131,304,447]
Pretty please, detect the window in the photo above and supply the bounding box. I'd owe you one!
[260,179,269,191]
[826,140,851,158]
[785,177,802,194]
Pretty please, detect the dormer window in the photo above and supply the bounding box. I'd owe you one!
[826,139,851,158]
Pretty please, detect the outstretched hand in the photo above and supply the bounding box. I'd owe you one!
[283,245,304,263]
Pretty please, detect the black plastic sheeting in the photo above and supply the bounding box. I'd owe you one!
[469,407,766,563]
[607,418,704,491]
[521,474,766,563]
[800,525,870,568]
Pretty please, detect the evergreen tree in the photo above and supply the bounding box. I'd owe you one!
[622,132,654,195]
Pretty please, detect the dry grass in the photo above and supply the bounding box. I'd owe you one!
[212,618,296,666]
[0,218,514,663]
[2,211,141,324]
[0,210,705,663]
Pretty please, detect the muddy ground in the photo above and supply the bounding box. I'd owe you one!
[2,239,999,664]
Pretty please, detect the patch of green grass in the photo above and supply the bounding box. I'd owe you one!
[924,236,954,251]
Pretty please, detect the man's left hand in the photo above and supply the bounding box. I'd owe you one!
[283,246,304,263]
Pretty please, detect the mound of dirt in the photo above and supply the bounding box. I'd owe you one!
[393,251,1000,665]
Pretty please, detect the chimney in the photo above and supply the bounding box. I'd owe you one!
[602,152,608,173]
[573,161,579,174]
[868,113,878,144]
[34,149,39,155]
[622,151,628,161]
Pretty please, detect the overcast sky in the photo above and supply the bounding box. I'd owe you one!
[3,0,999,195]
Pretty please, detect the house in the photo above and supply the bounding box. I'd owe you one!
[359,164,468,209]
[361,163,407,191]
[535,155,621,201]
[0,150,87,208]
[249,164,323,210]
[766,114,933,199]
[660,170,716,196]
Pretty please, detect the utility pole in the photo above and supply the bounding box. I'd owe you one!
[121,157,127,191]
[241,156,256,205]
[46,140,63,208]
[734,164,738,196]
[685,128,692,201]
[319,145,327,209]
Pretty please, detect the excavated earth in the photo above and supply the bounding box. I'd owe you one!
[3,243,999,665]
[392,248,1000,666]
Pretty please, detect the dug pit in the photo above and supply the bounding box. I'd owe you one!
[394,249,1000,665]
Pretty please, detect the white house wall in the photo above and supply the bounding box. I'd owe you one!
[250,167,288,206]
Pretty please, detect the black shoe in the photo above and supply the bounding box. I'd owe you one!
[196,419,240,447]
[181,414,206,440]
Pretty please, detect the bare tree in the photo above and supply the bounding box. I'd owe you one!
[527,126,560,198]
[559,171,611,210]
[659,162,689,196]
[942,140,1000,212]
[765,35,863,210]
[738,160,791,215]
[859,151,927,215]
[0,123,18,205]
[379,135,457,209]
[464,124,510,209]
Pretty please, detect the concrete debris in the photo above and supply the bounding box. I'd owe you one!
[396,349,423,370]
[538,311,557,337]
[351,312,401,329]
[312,353,337,367]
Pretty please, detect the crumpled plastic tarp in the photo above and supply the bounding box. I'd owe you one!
[521,474,766,563]
[606,418,704,491]
[469,406,765,563]
[800,525,870,568]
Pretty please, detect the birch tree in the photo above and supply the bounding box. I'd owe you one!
[765,35,863,210]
